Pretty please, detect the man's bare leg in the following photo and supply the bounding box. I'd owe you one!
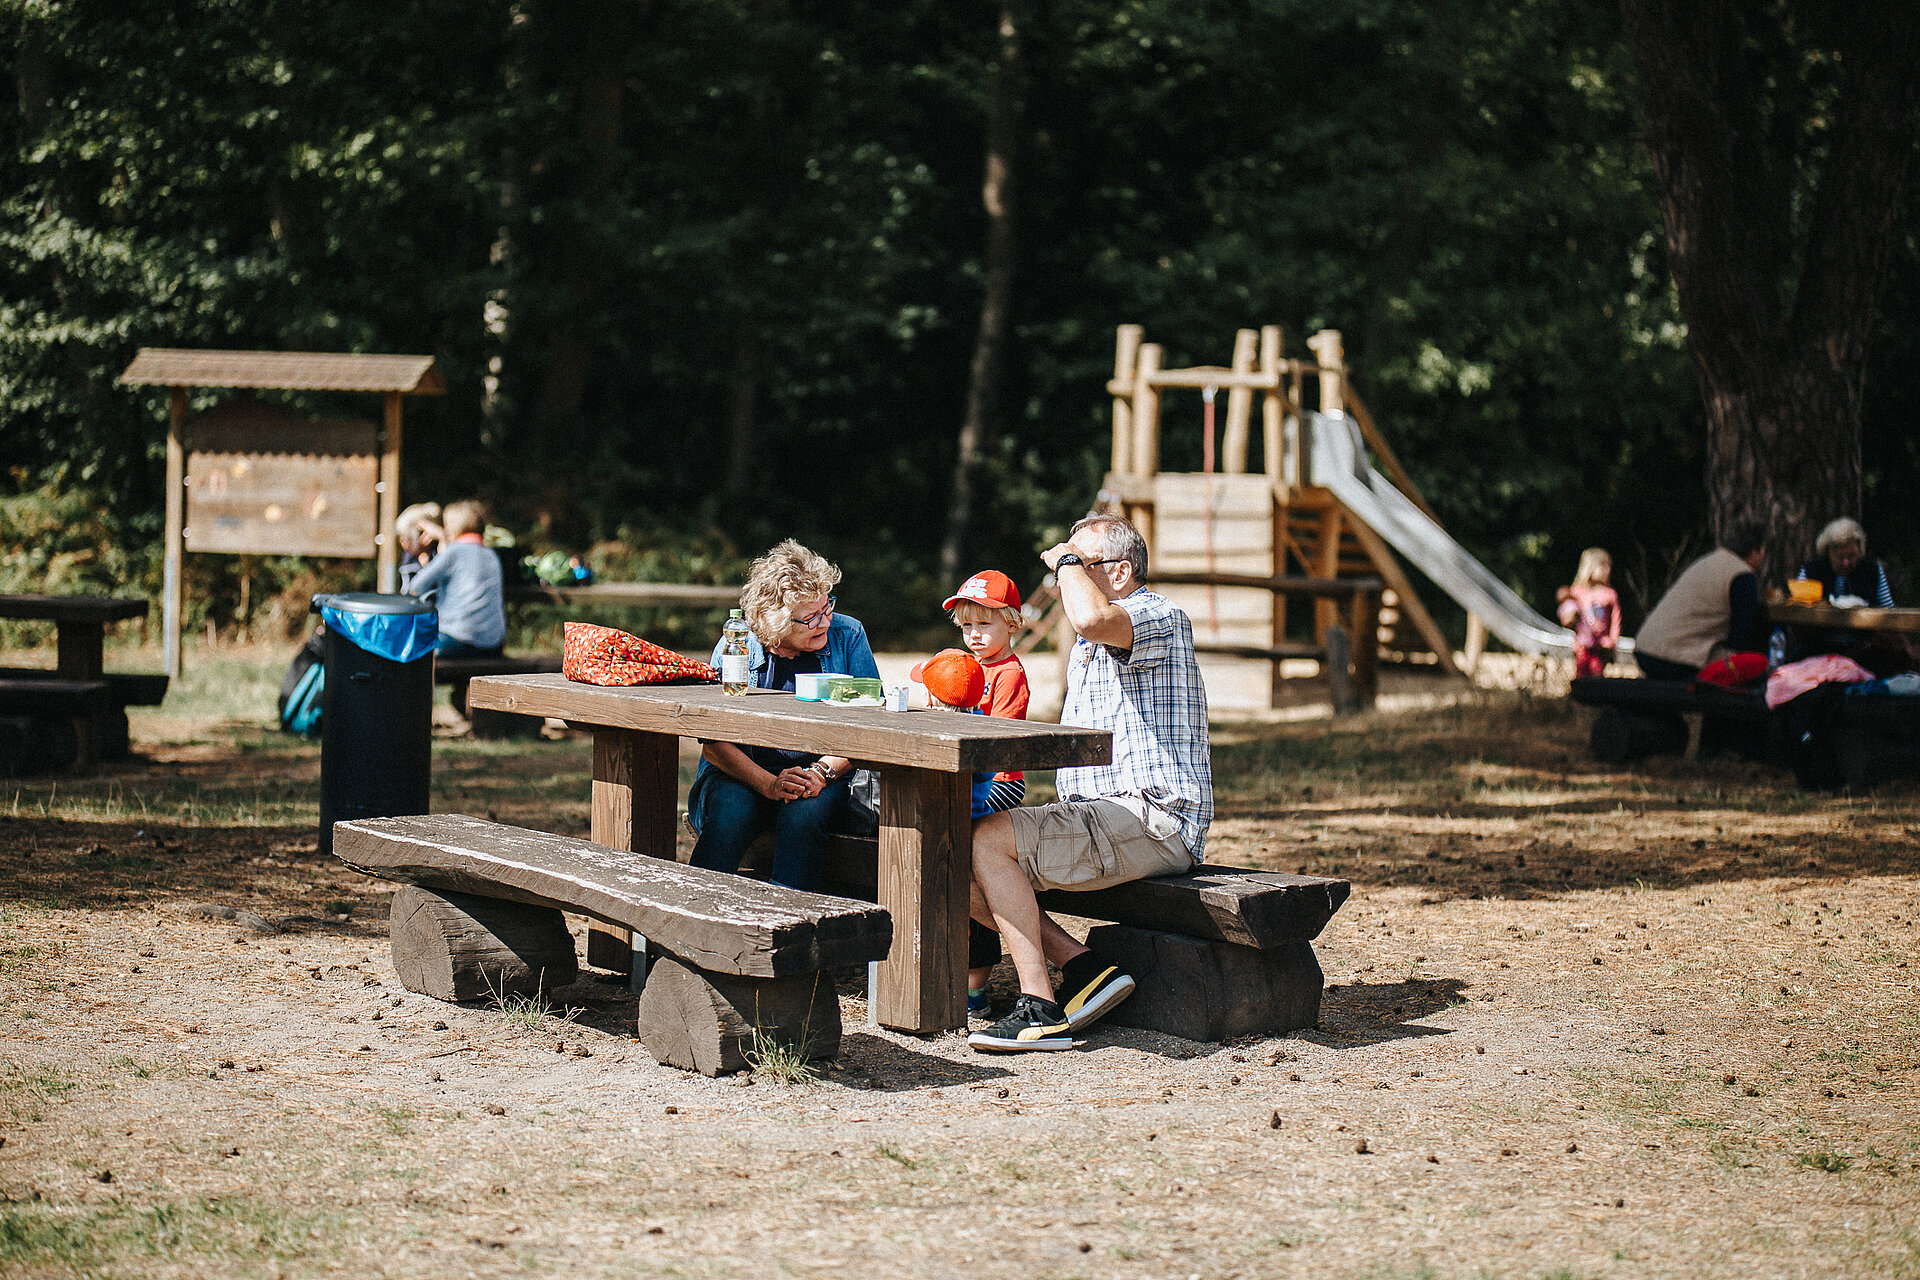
[971,811,1087,999]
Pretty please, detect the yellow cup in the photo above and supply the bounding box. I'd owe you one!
[1787,578,1823,604]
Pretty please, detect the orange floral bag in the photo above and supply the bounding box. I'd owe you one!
[561,622,719,686]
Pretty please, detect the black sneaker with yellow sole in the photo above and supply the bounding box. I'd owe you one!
[966,993,1073,1052]
[1056,952,1135,1031]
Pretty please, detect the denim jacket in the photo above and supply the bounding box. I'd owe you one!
[703,612,880,688]
[691,613,880,790]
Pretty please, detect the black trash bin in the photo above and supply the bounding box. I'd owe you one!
[312,592,438,854]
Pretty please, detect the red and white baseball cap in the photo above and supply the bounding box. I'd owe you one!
[942,569,1022,612]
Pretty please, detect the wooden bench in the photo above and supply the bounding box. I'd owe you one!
[764,833,1350,1043]
[0,668,168,762]
[332,813,892,1075]
[0,677,109,775]
[433,655,562,738]
[1569,676,1770,763]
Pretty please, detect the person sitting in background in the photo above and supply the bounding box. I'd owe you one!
[404,498,505,658]
[1798,518,1894,608]
[394,502,444,595]
[1633,521,1768,682]
[685,539,880,891]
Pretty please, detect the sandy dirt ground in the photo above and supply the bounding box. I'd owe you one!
[1,659,1917,1279]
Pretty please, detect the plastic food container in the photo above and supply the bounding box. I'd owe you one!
[794,673,835,701]
[1787,578,1823,604]
[824,676,884,703]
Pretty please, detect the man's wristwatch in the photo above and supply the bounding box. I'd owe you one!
[1054,552,1085,568]
[809,760,837,781]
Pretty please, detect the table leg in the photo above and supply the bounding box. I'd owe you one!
[55,621,106,771]
[872,767,970,1034]
[586,728,679,974]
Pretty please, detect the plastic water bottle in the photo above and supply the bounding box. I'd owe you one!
[720,609,751,695]
[1767,625,1787,672]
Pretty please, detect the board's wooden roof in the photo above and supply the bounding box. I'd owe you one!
[119,349,445,394]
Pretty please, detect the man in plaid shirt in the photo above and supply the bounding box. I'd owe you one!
[968,513,1213,1052]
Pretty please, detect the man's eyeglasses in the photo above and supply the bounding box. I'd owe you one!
[1086,558,1125,569]
[793,596,836,628]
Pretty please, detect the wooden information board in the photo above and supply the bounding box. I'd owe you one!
[185,404,379,558]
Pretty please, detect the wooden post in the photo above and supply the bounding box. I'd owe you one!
[1222,328,1257,474]
[1314,507,1342,640]
[873,766,970,1034]
[162,388,187,679]
[1260,327,1286,491]
[1132,343,1162,479]
[586,728,680,974]
[1111,324,1142,476]
[1325,623,1356,716]
[376,391,403,593]
[1463,613,1488,676]
[1349,587,1381,711]
[1269,499,1288,709]
[1308,329,1345,418]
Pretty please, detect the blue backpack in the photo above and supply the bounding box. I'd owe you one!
[277,630,327,737]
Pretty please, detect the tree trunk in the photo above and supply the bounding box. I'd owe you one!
[533,0,643,449]
[940,5,1022,583]
[1621,0,1920,576]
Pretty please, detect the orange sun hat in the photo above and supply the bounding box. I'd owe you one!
[910,648,986,709]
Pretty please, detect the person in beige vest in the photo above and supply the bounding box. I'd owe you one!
[1635,522,1768,681]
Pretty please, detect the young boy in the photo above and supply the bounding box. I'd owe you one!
[941,569,1031,1014]
[405,498,506,658]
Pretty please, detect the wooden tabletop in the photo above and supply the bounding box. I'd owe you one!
[467,674,1111,773]
[0,594,149,624]
[504,582,739,609]
[1766,602,1920,635]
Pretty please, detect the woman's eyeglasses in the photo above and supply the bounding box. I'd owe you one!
[793,596,837,628]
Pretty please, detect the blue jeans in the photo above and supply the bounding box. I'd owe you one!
[435,636,503,659]
[686,768,850,891]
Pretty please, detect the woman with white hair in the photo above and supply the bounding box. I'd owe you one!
[685,539,879,890]
[1799,518,1894,608]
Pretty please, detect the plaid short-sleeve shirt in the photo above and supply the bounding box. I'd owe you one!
[1056,588,1212,861]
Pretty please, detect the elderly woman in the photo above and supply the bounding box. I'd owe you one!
[1799,518,1895,608]
[686,539,879,890]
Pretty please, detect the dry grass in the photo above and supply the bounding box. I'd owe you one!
[0,649,1916,1278]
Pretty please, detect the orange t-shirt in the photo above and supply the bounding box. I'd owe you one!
[980,652,1030,782]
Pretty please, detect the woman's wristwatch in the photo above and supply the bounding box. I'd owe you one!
[1054,552,1084,568]
[808,760,838,781]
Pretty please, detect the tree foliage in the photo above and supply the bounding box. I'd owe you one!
[3,0,1916,642]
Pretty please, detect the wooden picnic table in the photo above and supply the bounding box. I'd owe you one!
[1765,601,1920,636]
[465,673,1111,1033]
[0,593,155,769]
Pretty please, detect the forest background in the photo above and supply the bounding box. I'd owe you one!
[3,0,1916,652]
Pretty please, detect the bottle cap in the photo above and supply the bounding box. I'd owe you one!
[729,608,743,618]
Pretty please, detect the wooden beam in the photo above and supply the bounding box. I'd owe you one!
[1222,329,1256,474]
[1340,506,1462,675]
[1307,330,1345,417]
[586,728,679,972]
[376,391,402,593]
[1260,326,1287,492]
[1132,343,1162,478]
[1111,324,1141,475]
[163,388,186,678]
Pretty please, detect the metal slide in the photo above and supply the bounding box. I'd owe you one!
[1307,411,1585,656]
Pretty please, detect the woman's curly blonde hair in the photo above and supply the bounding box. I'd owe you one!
[740,539,842,647]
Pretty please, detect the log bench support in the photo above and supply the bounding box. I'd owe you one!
[334,814,892,1075]
[434,655,562,739]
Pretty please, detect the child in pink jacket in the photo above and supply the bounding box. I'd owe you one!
[1557,547,1621,679]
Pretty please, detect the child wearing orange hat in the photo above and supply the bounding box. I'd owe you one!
[932,569,1032,1015]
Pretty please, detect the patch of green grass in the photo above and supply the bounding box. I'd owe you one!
[875,1144,924,1169]
[1797,1149,1855,1173]
[104,1055,154,1079]
[745,1027,820,1086]
[373,1104,414,1136]
[0,1194,347,1270]
[0,1061,81,1122]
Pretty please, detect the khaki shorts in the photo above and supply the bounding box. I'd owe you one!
[1005,797,1195,892]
